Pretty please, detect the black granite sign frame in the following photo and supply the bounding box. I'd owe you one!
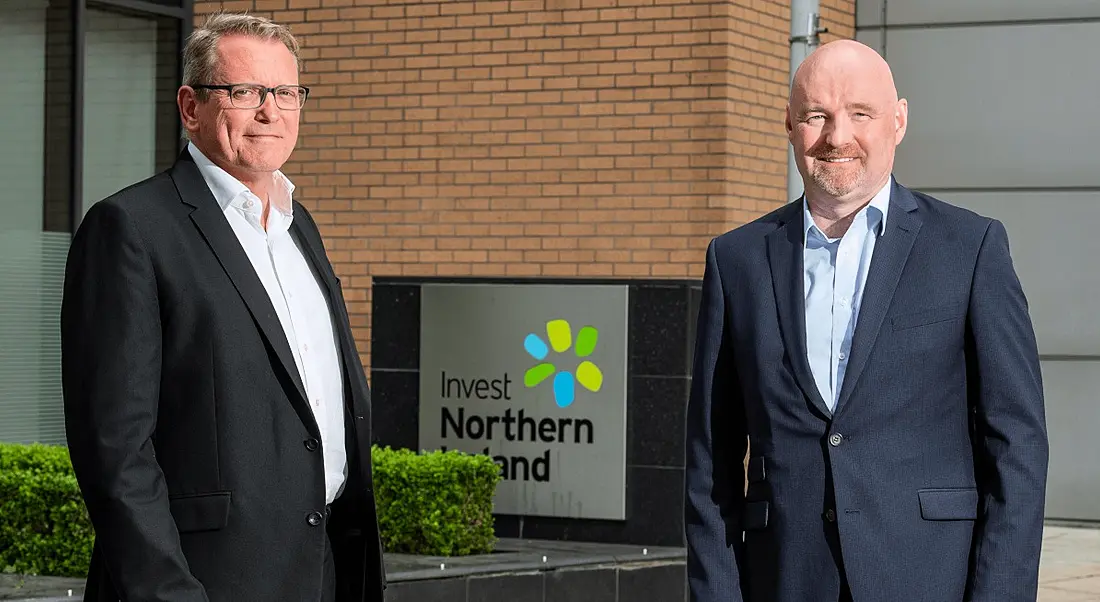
[370,277,701,548]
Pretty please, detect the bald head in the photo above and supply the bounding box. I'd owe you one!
[791,40,898,107]
[786,39,908,209]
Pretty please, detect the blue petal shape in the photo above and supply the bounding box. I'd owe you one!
[553,371,575,408]
[524,334,549,360]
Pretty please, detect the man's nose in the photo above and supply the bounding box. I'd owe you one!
[824,114,853,148]
[255,91,279,122]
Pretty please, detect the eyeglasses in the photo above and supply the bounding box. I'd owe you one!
[192,83,310,110]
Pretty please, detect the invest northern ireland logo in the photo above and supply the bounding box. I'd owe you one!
[523,319,603,408]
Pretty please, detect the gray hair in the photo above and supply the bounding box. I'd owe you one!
[182,12,301,100]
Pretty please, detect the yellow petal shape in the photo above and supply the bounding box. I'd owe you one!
[546,319,572,353]
[576,361,603,392]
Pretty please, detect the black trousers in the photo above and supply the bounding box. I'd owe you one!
[322,531,336,602]
[825,521,853,602]
[320,500,337,602]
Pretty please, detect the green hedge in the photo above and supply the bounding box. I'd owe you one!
[0,443,93,577]
[0,442,75,475]
[372,446,502,556]
[0,442,502,577]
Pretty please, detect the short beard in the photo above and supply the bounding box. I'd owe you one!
[809,162,866,198]
[807,143,866,199]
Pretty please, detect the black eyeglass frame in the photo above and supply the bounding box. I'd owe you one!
[191,83,311,109]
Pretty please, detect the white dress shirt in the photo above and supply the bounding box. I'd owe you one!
[188,142,347,504]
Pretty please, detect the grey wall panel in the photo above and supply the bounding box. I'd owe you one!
[1037,360,1100,522]
[886,23,1100,190]
[932,190,1099,357]
[857,0,885,27]
[855,28,885,56]
[884,0,1100,26]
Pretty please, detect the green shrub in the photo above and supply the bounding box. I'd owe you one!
[0,442,503,576]
[0,468,93,577]
[0,442,74,475]
[372,446,502,556]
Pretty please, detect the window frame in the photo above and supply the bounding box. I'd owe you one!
[71,0,193,231]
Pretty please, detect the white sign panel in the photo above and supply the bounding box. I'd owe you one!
[418,283,628,520]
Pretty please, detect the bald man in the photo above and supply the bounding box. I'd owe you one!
[684,40,1047,602]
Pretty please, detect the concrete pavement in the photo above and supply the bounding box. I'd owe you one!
[3,523,1098,600]
[1040,524,1100,601]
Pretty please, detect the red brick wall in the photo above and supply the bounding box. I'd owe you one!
[193,0,856,367]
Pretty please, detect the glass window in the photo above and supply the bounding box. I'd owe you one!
[0,0,187,445]
[83,8,181,215]
[0,0,73,445]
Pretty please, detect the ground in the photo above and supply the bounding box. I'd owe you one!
[2,523,1098,600]
[1040,524,1100,601]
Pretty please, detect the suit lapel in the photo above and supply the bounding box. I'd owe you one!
[767,203,832,419]
[169,151,318,436]
[288,219,364,409]
[833,182,922,415]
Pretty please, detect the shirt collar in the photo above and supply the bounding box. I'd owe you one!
[803,176,892,244]
[187,141,295,219]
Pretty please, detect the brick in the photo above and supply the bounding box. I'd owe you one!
[617,17,656,34]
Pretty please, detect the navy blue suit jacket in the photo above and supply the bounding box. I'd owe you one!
[684,181,1048,602]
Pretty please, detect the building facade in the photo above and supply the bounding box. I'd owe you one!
[3,0,1096,523]
[857,0,1100,522]
[193,0,855,368]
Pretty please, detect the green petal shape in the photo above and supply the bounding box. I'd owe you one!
[575,326,598,357]
[546,319,572,353]
[524,363,556,387]
[576,361,603,392]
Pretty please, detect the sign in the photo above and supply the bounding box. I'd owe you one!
[418,283,628,520]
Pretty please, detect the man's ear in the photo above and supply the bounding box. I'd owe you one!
[894,98,909,145]
[178,86,201,137]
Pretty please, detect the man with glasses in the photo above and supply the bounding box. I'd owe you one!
[61,12,385,602]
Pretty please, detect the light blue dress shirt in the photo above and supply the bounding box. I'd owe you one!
[803,179,892,411]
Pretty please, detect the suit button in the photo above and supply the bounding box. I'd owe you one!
[307,511,323,526]
[829,433,843,447]
[304,438,319,452]
[824,509,836,522]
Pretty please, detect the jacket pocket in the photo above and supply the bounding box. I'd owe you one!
[891,304,965,331]
[169,491,232,533]
[918,488,978,521]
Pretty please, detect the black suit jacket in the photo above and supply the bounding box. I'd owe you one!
[685,181,1048,602]
[61,150,386,601]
